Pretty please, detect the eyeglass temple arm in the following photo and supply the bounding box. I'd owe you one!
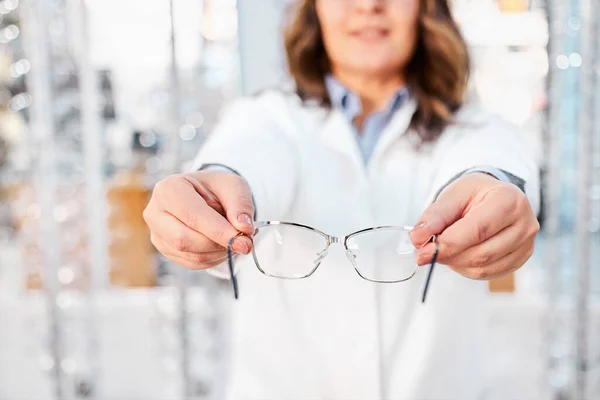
[227,235,241,300]
[421,240,440,304]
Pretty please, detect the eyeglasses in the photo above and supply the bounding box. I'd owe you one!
[227,221,439,303]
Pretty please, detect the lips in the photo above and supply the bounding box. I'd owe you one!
[350,28,389,40]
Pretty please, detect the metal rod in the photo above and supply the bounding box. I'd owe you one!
[166,0,190,398]
[71,0,106,397]
[591,5,600,397]
[20,0,64,398]
[74,0,109,292]
[574,0,594,398]
[164,0,182,176]
[543,1,566,397]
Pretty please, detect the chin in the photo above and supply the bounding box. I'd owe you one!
[344,59,404,77]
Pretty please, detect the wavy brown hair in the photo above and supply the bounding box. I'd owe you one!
[284,0,470,142]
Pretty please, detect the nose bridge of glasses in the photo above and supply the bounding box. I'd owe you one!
[329,236,344,245]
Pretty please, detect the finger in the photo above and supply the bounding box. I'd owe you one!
[199,174,255,236]
[178,250,229,268]
[427,198,519,262]
[162,177,245,249]
[166,251,230,271]
[459,244,534,280]
[416,223,522,267]
[149,210,253,255]
[147,211,225,253]
[151,233,231,267]
[409,181,472,247]
[417,240,533,280]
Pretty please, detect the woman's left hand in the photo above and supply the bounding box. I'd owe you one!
[409,172,540,280]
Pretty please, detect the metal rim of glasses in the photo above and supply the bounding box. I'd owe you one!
[227,221,439,303]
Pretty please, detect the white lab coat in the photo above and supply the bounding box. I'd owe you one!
[192,90,540,400]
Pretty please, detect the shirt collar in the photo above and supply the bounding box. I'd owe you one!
[324,74,409,120]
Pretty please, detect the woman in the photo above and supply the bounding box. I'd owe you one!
[144,0,540,398]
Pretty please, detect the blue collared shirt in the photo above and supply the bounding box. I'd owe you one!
[324,74,410,163]
[323,75,518,191]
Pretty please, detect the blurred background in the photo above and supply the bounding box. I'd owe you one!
[0,0,598,399]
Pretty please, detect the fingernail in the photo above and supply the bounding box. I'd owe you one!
[417,256,429,267]
[412,222,427,231]
[232,238,251,255]
[237,213,254,229]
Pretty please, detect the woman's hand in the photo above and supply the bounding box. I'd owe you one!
[409,173,540,280]
[143,171,255,270]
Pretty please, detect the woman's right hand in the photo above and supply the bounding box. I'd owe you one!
[143,171,255,270]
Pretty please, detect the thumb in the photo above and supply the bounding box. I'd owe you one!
[210,175,255,236]
[409,179,472,247]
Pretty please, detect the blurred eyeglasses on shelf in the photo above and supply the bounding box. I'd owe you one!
[227,221,439,303]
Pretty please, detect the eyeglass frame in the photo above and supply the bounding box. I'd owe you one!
[227,221,440,304]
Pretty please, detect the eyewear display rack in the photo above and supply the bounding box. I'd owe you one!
[2,0,238,399]
[544,0,600,399]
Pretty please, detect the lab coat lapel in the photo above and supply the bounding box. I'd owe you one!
[319,109,365,172]
[370,98,418,163]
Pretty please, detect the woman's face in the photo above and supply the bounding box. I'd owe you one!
[316,0,420,79]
